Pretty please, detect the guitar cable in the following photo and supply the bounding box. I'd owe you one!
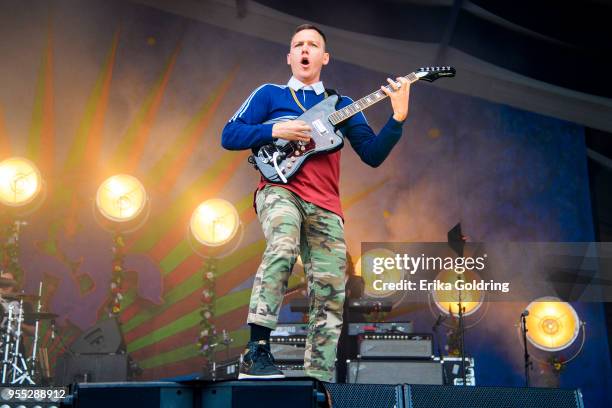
[272,151,288,183]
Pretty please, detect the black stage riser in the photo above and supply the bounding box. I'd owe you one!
[69,380,584,408]
[72,382,194,408]
[201,380,322,408]
[71,380,322,408]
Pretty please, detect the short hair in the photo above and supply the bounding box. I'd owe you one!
[293,24,327,47]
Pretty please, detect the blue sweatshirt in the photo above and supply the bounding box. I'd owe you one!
[221,82,404,167]
[221,79,404,216]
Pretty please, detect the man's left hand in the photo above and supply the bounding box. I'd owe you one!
[381,76,410,122]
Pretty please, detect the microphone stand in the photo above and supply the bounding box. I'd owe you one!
[432,314,448,384]
[520,311,532,387]
[457,291,467,386]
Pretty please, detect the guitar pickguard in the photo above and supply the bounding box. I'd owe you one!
[252,95,343,183]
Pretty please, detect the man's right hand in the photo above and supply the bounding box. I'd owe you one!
[272,120,311,142]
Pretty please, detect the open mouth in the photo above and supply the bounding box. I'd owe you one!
[300,57,310,68]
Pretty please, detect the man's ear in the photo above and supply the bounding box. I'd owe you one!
[322,52,330,66]
[287,53,291,66]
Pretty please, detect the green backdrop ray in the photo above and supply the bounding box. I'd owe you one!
[109,36,183,173]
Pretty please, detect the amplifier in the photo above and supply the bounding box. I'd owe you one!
[277,363,307,378]
[359,333,433,359]
[348,322,413,336]
[345,299,393,313]
[290,298,393,314]
[346,359,443,385]
[270,323,308,362]
[204,359,337,382]
[271,323,309,336]
[270,338,306,362]
[435,356,476,386]
[276,363,337,382]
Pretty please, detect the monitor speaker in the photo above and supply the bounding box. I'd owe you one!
[404,384,584,408]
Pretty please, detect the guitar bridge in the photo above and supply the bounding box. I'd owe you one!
[257,145,280,164]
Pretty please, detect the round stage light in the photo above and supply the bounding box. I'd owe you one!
[190,199,240,247]
[96,174,147,222]
[0,157,42,207]
[432,268,484,317]
[525,297,580,352]
[355,248,402,298]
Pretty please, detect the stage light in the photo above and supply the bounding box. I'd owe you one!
[0,157,42,207]
[190,198,240,247]
[525,297,580,352]
[355,248,402,299]
[432,268,483,317]
[96,174,147,222]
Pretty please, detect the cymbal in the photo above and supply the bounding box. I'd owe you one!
[24,312,58,320]
[0,293,41,302]
[0,311,58,320]
[0,312,58,320]
[0,277,18,288]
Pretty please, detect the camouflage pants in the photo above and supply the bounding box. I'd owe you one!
[248,185,346,382]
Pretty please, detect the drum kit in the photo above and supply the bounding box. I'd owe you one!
[0,276,57,385]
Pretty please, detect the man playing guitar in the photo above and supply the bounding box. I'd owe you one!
[221,24,411,382]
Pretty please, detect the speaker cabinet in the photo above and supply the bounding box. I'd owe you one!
[346,360,443,385]
[405,385,584,408]
[70,318,124,354]
[323,383,403,408]
[55,353,128,385]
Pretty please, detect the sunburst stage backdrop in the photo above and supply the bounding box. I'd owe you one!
[0,1,610,407]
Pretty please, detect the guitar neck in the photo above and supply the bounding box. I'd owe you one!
[328,71,420,126]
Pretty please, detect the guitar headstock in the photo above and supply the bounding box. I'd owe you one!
[415,66,456,82]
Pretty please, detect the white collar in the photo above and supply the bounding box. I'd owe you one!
[287,76,325,95]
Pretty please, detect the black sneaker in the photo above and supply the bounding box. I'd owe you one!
[238,340,285,379]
